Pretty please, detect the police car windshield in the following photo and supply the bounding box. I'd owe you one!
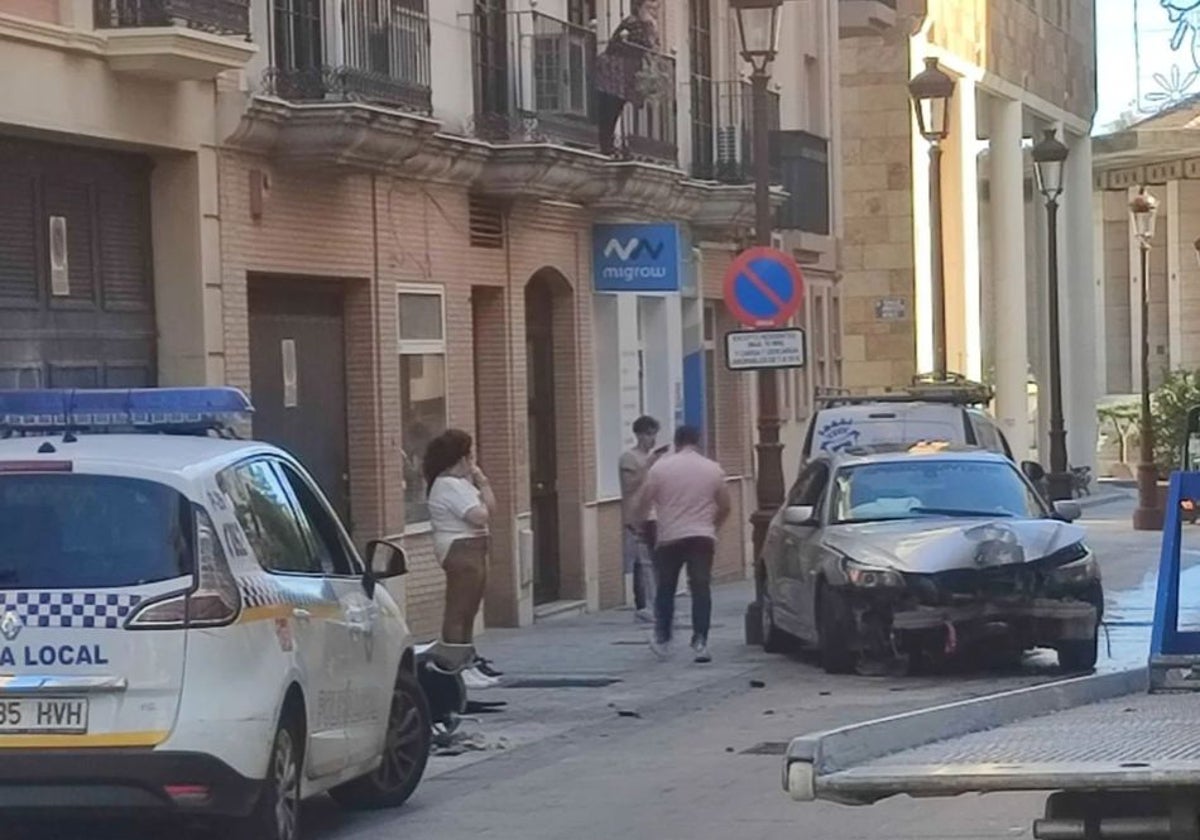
[0,475,192,589]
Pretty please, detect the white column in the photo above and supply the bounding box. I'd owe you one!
[989,97,1030,459]
[955,79,983,381]
[1168,179,1184,368]
[1092,188,1107,397]
[1063,132,1097,471]
[1129,186,1144,394]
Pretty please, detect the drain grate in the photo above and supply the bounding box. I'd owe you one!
[501,677,622,688]
[741,742,789,756]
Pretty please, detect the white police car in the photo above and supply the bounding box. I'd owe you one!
[0,388,429,839]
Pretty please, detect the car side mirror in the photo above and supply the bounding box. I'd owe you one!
[1022,461,1046,483]
[783,505,817,526]
[363,539,407,597]
[1052,500,1082,523]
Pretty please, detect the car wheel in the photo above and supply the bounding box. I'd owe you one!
[234,712,303,840]
[330,668,432,811]
[817,582,857,675]
[1057,633,1099,672]
[762,598,789,654]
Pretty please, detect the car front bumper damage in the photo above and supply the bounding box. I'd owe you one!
[889,598,1099,644]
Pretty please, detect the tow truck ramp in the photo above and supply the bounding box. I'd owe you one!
[784,667,1151,805]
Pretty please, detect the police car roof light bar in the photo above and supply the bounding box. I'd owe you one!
[0,387,253,437]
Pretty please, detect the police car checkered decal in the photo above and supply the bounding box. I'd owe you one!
[238,576,328,609]
[0,592,144,630]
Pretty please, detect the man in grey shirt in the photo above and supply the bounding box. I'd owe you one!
[620,415,662,622]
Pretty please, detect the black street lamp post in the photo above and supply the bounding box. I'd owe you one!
[1131,187,1161,531]
[908,57,955,380]
[731,0,785,645]
[1031,128,1072,502]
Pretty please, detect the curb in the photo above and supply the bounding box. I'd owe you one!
[1078,489,1132,510]
[784,666,1147,800]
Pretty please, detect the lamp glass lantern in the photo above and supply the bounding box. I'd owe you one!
[731,0,783,74]
[1031,128,1069,201]
[908,57,956,142]
[1131,188,1159,242]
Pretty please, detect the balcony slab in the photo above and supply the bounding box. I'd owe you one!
[104,26,255,80]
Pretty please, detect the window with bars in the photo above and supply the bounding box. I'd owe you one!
[272,0,322,72]
[689,0,714,180]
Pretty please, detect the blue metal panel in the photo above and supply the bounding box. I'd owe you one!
[1150,471,1200,657]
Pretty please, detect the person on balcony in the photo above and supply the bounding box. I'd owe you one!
[596,0,661,155]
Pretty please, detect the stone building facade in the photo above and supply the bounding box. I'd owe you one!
[839,0,1098,468]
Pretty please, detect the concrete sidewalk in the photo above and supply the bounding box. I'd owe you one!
[425,578,769,777]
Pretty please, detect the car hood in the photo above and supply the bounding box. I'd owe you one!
[821,517,1086,574]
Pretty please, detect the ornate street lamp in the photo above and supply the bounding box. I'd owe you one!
[908,57,956,379]
[731,0,787,646]
[732,0,783,75]
[1131,187,1161,531]
[1031,128,1071,502]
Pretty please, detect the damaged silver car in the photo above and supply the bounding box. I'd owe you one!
[760,445,1102,674]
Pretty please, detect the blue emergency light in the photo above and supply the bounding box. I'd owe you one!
[0,387,253,436]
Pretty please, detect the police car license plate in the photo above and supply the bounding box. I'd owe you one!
[0,698,87,733]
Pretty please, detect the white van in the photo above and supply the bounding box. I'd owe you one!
[800,390,1014,464]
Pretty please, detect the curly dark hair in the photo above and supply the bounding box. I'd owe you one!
[423,428,473,493]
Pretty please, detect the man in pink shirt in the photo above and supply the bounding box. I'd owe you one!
[634,425,731,663]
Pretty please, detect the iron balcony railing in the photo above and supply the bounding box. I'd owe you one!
[612,41,677,165]
[772,129,831,236]
[468,9,598,148]
[263,0,432,115]
[693,79,780,183]
[94,0,249,35]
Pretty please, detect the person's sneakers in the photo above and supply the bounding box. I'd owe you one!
[634,608,655,624]
[649,637,672,661]
[691,638,712,664]
[461,666,501,689]
[472,656,503,678]
[427,641,476,675]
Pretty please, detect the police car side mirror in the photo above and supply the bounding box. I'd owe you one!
[365,539,408,587]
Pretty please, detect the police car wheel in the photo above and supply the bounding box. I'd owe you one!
[330,668,431,810]
[235,713,304,840]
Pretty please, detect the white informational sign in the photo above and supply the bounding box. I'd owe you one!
[725,328,806,371]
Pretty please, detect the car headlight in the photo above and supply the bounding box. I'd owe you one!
[1048,544,1099,585]
[842,558,905,589]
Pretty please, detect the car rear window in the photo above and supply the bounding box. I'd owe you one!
[0,474,192,589]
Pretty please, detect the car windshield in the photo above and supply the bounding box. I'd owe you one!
[0,474,193,589]
[830,459,1045,525]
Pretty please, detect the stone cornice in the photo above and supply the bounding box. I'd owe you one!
[0,12,105,54]
[226,95,790,229]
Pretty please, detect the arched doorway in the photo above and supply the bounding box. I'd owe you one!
[525,269,577,606]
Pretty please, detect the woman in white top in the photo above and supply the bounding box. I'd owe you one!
[422,429,497,675]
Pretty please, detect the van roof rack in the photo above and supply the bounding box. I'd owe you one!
[814,374,993,408]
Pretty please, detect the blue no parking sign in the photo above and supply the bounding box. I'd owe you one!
[722,247,805,328]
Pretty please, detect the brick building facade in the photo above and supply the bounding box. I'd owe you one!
[0,0,841,636]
